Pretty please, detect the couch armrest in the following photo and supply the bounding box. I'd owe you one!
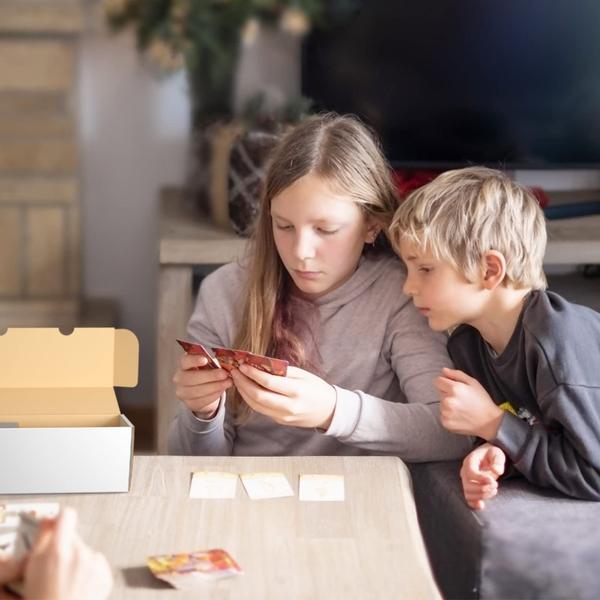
[409,461,600,599]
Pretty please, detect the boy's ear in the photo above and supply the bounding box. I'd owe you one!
[482,251,506,289]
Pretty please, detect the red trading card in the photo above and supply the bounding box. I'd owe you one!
[211,348,251,373]
[176,339,220,369]
[212,347,288,377]
[246,352,288,377]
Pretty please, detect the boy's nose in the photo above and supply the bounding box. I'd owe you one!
[403,277,415,297]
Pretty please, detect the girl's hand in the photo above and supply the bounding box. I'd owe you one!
[230,365,337,430]
[460,443,506,510]
[173,354,232,418]
[435,367,504,440]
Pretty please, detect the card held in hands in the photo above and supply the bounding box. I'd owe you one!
[147,549,242,589]
[189,471,238,499]
[0,502,60,559]
[240,472,294,499]
[212,347,288,377]
[299,474,345,502]
[176,339,220,369]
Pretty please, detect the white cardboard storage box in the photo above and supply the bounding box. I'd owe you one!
[0,328,138,494]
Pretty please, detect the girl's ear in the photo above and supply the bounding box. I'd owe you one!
[365,218,381,243]
[482,251,506,289]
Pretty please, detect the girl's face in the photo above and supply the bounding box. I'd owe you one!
[271,173,377,300]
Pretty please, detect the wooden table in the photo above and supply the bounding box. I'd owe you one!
[1,455,441,599]
[157,189,600,451]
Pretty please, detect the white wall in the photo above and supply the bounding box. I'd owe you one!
[79,10,191,409]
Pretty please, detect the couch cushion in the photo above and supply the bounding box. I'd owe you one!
[410,461,600,599]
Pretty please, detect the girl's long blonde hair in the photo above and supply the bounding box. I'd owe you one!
[231,113,399,422]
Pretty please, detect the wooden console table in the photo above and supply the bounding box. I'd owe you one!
[157,189,600,451]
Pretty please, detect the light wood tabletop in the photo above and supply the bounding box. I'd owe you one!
[2,455,441,600]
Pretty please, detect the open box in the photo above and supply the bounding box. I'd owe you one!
[0,328,138,494]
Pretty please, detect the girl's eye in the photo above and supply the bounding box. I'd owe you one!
[317,228,339,235]
[275,223,293,231]
[418,267,432,273]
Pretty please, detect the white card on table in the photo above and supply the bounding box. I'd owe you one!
[240,472,294,500]
[299,474,345,501]
[189,471,238,499]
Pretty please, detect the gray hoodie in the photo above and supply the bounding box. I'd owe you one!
[449,290,600,500]
[168,255,471,460]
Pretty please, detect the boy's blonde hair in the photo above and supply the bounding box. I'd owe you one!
[389,166,547,290]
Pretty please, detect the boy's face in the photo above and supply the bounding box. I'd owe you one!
[399,239,484,331]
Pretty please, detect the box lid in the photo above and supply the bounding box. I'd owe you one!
[0,328,138,416]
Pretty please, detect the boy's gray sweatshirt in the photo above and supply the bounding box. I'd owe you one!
[449,290,600,500]
[168,255,471,460]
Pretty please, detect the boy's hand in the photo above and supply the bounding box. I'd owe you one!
[461,443,506,510]
[435,367,504,439]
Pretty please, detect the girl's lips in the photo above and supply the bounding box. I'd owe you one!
[418,307,430,316]
[295,270,321,280]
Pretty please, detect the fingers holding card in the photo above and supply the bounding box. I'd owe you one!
[176,339,220,370]
[0,502,60,559]
[212,347,288,377]
[176,340,288,377]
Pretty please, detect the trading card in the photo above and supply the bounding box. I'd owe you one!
[147,548,242,589]
[13,512,42,561]
[212,347,288,377]
[245,352,288,377]
[0,502,59,529]
[211,348,251,372]
[176,339,220,369]
[298,474,345,502]
[1,504,59,598]
[0,503,60,560]
[189,471,238,499]
[240,472,294,500]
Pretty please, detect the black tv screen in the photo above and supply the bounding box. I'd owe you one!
[302,1,600,168]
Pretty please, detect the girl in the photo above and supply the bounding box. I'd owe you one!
[169,113,470,459]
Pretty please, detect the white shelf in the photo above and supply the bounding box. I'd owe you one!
[545,214,600,265]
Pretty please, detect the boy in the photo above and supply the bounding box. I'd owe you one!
[389,166,600,508]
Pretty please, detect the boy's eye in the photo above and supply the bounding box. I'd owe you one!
[418,267,433,273]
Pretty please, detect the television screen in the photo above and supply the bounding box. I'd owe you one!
[302,1,600,168]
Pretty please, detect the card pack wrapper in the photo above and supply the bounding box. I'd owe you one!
[147,549,242,589]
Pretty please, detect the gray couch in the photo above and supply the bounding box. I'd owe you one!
[409,461,600,599]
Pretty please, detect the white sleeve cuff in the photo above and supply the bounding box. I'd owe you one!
[323,385,362,440]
